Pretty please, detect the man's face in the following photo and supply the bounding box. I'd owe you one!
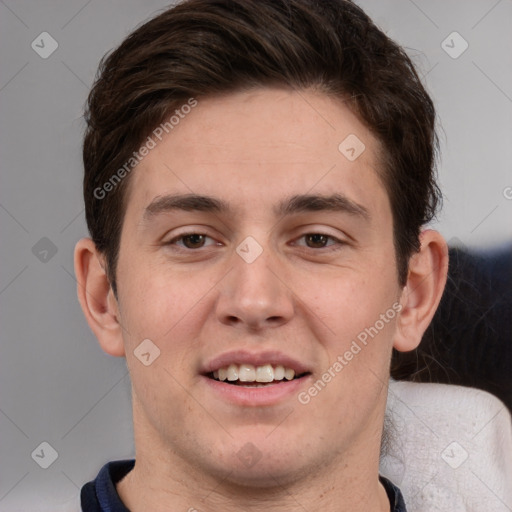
[114,88,403,485]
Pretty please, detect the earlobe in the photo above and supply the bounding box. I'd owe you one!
[74,238,126,357]
[394,230,448,352]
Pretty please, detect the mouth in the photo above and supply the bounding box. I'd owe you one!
[207,363,310,387]
[201,350,312,405]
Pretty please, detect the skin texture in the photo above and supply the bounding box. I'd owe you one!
[75,88,448,511]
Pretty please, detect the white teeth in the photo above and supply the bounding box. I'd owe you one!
[256,364,274,382]
[238,364,256,382]
[213,363,299,383]
[284,368,295,380]
[226,364,238,381]
[273,365,285,380]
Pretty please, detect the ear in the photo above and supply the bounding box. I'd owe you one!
[74,238,125,357]
[394,229,448,352]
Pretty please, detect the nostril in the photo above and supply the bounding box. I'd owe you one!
[225,315,241,326]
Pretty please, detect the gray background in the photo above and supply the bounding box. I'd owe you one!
[0,0,511,510]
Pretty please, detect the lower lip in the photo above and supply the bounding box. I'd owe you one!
[201,375,311,406]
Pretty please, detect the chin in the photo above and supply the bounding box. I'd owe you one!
[222,457,307,489]
[203,436,315,489]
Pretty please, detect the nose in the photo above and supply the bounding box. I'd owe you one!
[215,243,295,331]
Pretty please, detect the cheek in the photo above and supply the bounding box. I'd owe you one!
[116,256,213,346]
[307,265,397,327]
[297,275,397,429]
[296,261,400,378]
[118,267,209,432]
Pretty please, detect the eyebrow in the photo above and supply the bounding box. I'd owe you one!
[143,193,230,220]
[143,192,370,221]
[275,193,370,220]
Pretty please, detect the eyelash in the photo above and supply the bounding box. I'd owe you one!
[166,233,220,249]
[165,232,345,251]
[293,233,343,249]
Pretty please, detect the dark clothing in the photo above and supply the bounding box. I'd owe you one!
[81,460,133,512]
[81,459,407,511]
[392,243,512,411]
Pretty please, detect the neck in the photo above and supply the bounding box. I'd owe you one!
[118,462,390,512]
[117,417,390,512]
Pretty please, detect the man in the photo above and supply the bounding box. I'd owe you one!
[75,0,448,510]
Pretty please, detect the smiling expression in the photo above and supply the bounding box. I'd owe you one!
[112,87,403,486]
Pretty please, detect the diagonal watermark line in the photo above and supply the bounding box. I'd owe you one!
[162,367,233,438]
[472,0,502,29]
[0,62,29,92]
[406,0,439,28]
[161,267,234,338]
[374,368,440,439]
[409,471,438,503]
[0,203,29,233]
[265,408,294,438]
[61,370,129,439]
[0,0,28,28]
[0,407,29,438]
[470,204,499,233]
[61,0,92,29]
[200,470,235,500]
[473,61,512,104]
[306,164,337,190]
[470,405,505,440]
[59,264,133,338]
[268,474,311,512]
[61,470,80,489]
[60,208,84,233]
[469,469,512,511]
[0,472,29,502]
[422,61,439,80]
[266,266,336,335]
[61,61,89,89]
[290,85,336,131]
[389,391,440,439]
[471,302,499,326]
[406,258,443,298]
[163,163,234,236]
[0,265,28,297]
[267,163,337,235]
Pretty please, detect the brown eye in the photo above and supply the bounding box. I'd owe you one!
[181,234,206,248]
[166,233,220,251]
[304,234,330,248]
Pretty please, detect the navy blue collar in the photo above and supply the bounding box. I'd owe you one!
[81,459,407,511]
[81,460,133,512]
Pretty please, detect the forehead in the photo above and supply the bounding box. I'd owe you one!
[126,88,388,217]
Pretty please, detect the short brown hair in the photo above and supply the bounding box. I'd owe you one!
[83,0,440,293]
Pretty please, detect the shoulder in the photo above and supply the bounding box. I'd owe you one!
[80,459,135,512]
[382,381,512,511]
[380,475,408,512]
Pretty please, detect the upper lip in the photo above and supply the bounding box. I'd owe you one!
[201,349,311,375]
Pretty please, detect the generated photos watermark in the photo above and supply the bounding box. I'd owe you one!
[298,301,403,405]
[93,97,198,200]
